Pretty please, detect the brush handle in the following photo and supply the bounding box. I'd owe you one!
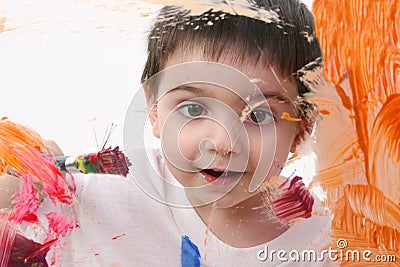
[55,156,78,173]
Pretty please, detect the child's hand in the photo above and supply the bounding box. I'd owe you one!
[43,139,64,157]
[0,173,19,209]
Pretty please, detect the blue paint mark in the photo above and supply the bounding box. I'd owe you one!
[181,235,201,267]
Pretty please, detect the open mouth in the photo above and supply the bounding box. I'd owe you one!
[200,169,243,184]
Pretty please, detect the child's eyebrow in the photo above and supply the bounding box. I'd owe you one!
[168,85,292,103]
[167,85,213,97]
[261,93,291,103]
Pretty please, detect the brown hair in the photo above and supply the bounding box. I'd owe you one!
[141,0,321,133]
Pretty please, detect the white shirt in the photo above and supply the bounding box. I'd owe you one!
[61,148,333,266]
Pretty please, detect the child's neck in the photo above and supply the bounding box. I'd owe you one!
[193,193,289,248]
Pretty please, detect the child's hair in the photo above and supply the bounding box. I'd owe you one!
[141,0,321,136]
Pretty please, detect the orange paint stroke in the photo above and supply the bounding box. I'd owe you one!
[369,94,400,204]
[0,118,45,175]
[140,12,152,17]
[318,109,330,115]
[313,0,400,264]
[280,112,302,122]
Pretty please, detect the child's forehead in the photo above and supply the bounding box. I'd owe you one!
[159,50,299,100]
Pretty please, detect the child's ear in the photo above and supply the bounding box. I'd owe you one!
[149,104,160,138]
[143,85,160,138]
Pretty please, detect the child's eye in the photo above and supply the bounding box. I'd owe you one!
[178,102,207,118]
[247,108,275,125]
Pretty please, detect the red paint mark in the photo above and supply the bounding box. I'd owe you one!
[10,174,38,223]
[94,253,100,256]
[111,234,127,240]
[9,233,56,267]
[11,146,72,204]
[45,211,75,241]
[272,176,314,223]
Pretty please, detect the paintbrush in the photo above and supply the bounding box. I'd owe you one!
[55,146,131,177]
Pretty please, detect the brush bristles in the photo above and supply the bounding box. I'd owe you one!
[86,146,131,176]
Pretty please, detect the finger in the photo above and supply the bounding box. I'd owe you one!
[0,173,19,209]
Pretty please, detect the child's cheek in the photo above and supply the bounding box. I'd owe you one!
[177,123,201,162]
[245,125,285,184]
[246,126,275,164]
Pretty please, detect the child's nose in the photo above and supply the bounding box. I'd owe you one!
[203,120,242,156]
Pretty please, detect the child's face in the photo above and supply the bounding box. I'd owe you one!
[147,51,302,208]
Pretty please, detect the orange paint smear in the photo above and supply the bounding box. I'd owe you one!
[280,112,302,122]
[318,109,330,115]
[369,94,400,204]
[0,17,5,34]
[0,118,45,175]
[313,0,400,265]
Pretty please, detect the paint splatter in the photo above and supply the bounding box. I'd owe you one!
[0,119,77,266]
[111,233,127,240]
[312,0,400,264]
[141,0,282,24]
[272,176,314,223]
[257,176,314,224]
[181,235,201,267]
[280,112,302,122]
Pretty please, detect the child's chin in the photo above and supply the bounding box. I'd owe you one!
[184,187,248,208]
[212,192,256,209]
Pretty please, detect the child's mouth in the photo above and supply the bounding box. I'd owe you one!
[200,169,243,185]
